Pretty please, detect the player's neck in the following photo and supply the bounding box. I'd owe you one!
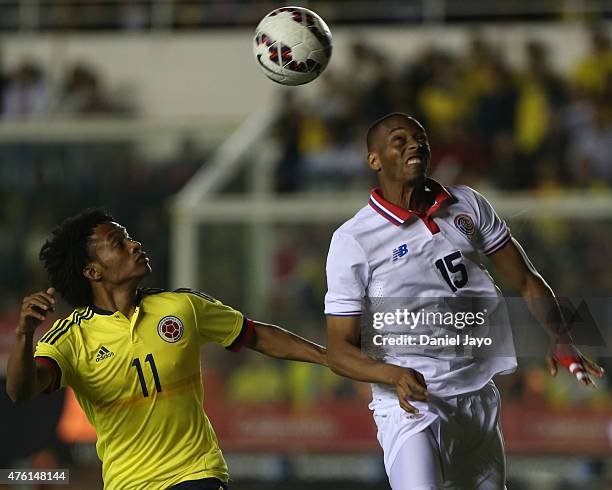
[92,284,140,319]
[381,181,431,213]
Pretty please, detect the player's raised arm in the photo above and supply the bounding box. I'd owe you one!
[6,288,56,402]
[244,320,327,365]
[327,315,428,413]
[488,238,605,386]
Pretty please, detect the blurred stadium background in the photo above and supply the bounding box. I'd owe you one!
[1,1,611,489]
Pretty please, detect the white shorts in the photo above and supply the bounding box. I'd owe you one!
[372,381,506,490]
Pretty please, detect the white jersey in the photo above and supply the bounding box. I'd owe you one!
[325,180,517,404]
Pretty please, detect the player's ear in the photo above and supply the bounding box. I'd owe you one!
[83,263,102,281]
[368,152,382,172]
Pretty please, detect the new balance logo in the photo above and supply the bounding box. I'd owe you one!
[96,346,115,362]
[392,244,409,262]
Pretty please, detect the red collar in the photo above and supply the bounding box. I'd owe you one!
[368,179,454,229]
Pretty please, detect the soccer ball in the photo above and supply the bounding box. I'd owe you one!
[253,6,332,86]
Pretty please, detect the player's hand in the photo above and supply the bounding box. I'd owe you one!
[390,367,428,413]
[546,343,605,388]
[16,288,56,336]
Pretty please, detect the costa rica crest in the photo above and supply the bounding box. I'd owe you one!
[158,316,184,343]
[454,214,475,236]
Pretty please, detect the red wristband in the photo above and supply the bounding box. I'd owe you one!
[553,345,587,381]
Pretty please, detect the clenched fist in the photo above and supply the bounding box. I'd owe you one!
[16,288,56,336]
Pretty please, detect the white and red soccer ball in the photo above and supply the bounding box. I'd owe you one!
[253,6,333,86]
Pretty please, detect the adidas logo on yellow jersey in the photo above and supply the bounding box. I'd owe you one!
[95,346,115,362]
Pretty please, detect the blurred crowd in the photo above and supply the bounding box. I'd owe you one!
[0,0,294,31]
[0,56,207,308]
[274,27,612,192]
[1,59,131,119]
[0,0,609,31]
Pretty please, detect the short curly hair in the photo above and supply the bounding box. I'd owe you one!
[39,208,115,307]
[366,113,424,153]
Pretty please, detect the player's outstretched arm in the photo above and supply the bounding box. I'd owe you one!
[245,320,327,366]
[6,288,56,402]
[489,238,605,386]
[327,315,428,413]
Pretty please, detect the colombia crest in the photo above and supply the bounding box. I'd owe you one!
[158,316,184,343]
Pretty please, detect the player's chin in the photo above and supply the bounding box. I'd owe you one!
[402,170,427,186]
[138,262,152,276]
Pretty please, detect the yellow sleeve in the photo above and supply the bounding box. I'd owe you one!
[179,289,248,349]
[34,318,77,391]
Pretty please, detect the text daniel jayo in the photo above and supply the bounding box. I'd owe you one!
[372,334,492,347]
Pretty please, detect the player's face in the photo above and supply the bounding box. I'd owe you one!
[86,222,151,286]
[369,116,431,186]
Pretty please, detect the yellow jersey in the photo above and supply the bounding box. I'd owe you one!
[34,288,250,490]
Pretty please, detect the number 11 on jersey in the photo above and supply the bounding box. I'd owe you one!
[132,354,162,397]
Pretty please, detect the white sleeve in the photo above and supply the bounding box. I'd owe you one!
[324,231,369,316]
[471,188,511,255]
